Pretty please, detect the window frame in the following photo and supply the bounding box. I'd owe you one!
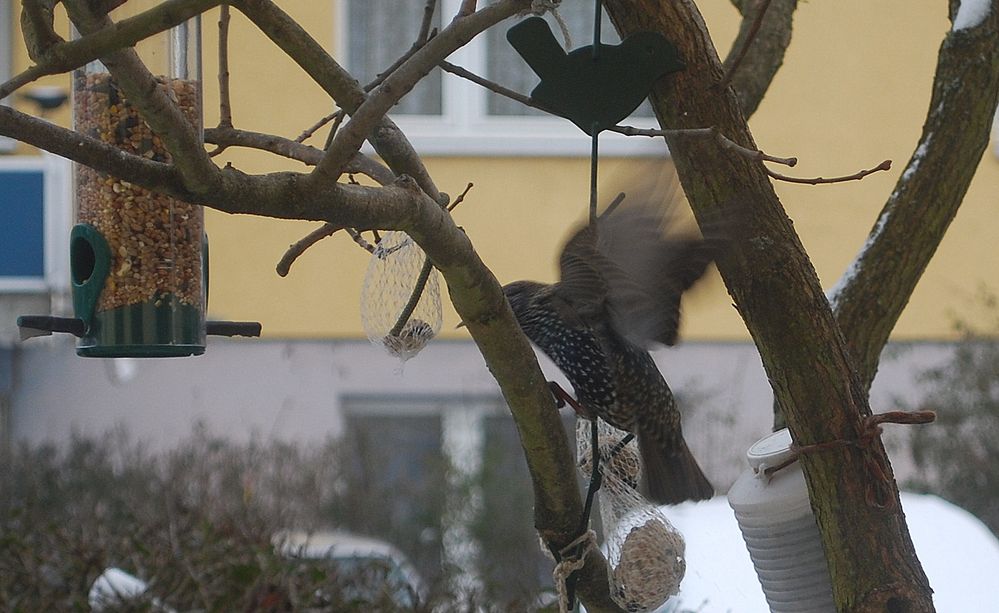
[1,0,14,153]
[332,0,668,157]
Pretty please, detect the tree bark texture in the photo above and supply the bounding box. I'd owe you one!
[605,0,938,611]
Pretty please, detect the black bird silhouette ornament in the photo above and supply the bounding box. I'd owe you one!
[506,16,685,135]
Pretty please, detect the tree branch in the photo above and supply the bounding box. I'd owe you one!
[2,0,223,100]
[722,0,798,118]
[718,0,772,89]
[765,158,892,185]
[217,3,233,128]
[831,5,999,392]
[233,2,620,604]
[275,223,345,277]
[205,126,324,165]
[294,111,342,144]
[63,0,219,191]
[439,59,801,168]
[203,126,395,185]
[312,1,525,187]
[0,103,185,195]
[231,0,445,202]
[20,0,64,62]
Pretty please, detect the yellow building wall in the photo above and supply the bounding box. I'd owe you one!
[8,2,998,340]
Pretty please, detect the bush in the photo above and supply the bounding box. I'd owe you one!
[0,426,431,612]
[907,305,999,538]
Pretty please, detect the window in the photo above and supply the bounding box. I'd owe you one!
[0,155,72,292]
[335,0,664,156]
[338,394,573,606]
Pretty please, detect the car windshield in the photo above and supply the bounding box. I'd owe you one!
[292,553,420,608]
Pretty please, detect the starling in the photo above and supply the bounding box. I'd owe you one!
[503,199,717,504]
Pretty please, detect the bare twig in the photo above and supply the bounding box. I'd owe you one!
[321,110,347,150]
[719,0,772,89]
[447,182,474,211]
[390,256,436,337]
[274,150,397,275]
[441,59,554,113]
[458,0,478,17]
[445,59,884,185]
[440,60,802,169]
[602,192,627,217]
[612,124,799,167]
[295,110,341,144]
[275,223,345,277]
[233,0,449,202]
[361,1,438,94]
[710,130,797,166]
[207,126,324,164]
[419,0,438,43]
[217,4,233,128]
[346,228,377,253]
[364,29,438,93]
[314,1,522,185]
[205,125,395,185]
[765,159,892,185]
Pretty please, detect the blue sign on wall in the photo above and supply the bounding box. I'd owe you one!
[0,170,45,279]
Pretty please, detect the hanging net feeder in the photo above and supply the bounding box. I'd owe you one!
[360,231,442,361]
[577,418,686,612]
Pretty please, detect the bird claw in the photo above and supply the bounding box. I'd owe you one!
[548,381,566,408]
[548,381,592,418]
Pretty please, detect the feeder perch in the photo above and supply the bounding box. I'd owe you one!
[17,2,259,357]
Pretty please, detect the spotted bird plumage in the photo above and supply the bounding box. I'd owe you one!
[503,197,720,504]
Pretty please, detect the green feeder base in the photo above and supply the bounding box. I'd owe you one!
[76,295,206,358]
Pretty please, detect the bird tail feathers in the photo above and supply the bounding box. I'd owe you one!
[638,430,714,504]
[506,17,566,82]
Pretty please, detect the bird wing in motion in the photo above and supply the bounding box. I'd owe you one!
[558,198,719,349]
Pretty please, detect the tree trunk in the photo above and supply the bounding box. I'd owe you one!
[605,1,934,610]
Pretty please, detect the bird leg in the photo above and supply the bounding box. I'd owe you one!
[548,381,593,418]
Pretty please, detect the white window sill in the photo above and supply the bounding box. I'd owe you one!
[0,278,50,293]
[365,114,670,158]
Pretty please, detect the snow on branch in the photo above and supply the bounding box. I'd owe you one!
[953,0,993,31]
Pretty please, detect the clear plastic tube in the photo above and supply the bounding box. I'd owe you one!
[71,4,204,357]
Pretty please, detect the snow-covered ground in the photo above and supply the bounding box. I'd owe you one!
[658,493,999,612]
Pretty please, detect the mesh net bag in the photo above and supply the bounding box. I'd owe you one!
[360,231,442,361]
[576,418,686,612]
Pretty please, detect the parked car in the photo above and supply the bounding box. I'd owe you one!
[275,530,427,609]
